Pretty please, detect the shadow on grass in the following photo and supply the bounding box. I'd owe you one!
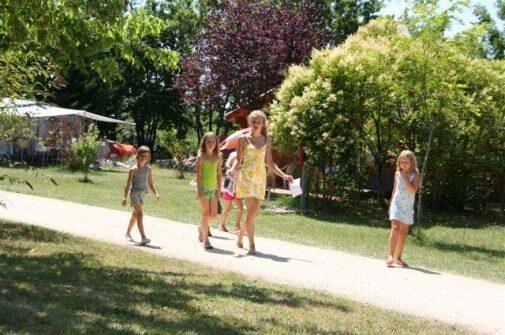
[0,222,348,334]
[420,239,505,259]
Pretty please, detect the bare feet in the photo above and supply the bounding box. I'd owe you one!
[386,256,394,267]
[218,225,229,232]
[236,240,244,249]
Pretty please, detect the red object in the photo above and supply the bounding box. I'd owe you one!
[219,128,251,150]
[297,146,305,166]
[109,143,136,157]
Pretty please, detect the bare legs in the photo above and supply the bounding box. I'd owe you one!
[127,204,147,238]
[388,220,409,266]
[220,199,243,231]
[199,197,218,244]
[237,198,260,253]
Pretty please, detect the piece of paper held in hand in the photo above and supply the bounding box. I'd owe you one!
[289,178,303,198]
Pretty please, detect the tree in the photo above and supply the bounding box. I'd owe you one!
[177,0,326,137]
[53,0,200,149]
[68,124,100,182]
[474,1,505,59]
[270,4,505,213]
[0,0,177,100]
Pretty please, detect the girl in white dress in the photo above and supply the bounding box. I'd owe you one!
[387,150,420,267]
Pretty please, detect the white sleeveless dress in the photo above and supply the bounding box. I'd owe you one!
[389,171,415,225]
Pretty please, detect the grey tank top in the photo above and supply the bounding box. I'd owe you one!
[130,165,151,193]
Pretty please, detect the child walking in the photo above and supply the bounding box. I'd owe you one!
[122,146,160,245]
[387,150,420,267]
[219,151,243,233]
[196,132,223,249]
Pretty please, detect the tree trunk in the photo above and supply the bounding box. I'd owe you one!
[195,105,203,144]
[417,126,434,224]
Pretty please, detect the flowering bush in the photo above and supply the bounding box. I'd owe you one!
[270,17,505,211]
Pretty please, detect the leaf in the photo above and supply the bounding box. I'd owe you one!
[50,178,59,186]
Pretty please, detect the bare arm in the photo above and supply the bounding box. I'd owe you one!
[124,170,134,198]
[148,170,159,199]
[217,154,223,189]
[265,137,291,180]
[389,173,397,215]
[196,155,203,197]
[122,169,134,206]
[233,137,246,172]
[401,171,420,194]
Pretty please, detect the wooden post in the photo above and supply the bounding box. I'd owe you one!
[300,165,307,212]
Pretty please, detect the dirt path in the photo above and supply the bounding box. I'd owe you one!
[1,190,504,334]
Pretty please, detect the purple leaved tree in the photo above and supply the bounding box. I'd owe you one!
[177,0,325,137]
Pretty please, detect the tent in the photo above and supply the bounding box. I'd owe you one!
[0,98,135,163]
[0,98,134,125]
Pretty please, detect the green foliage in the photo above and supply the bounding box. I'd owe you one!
[271,3,505,212]
[68,124,100,182]
[160,130,190,179]
[0,0,178,99]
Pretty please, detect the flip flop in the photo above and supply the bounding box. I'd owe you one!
[395,260,409,268]
[218,225,229,232]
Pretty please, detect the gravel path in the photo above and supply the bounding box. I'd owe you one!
[1,190,504,334]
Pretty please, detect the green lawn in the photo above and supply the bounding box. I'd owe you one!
[1,166,504,283]
[0,220,468,334]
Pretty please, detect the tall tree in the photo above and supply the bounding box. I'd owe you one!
[53,0,200,148]
[177,0,326,137]
[474,1,505,59]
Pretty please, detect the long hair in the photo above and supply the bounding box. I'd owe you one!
[136,145,151,163]
[247,110,268,137]
[199,132,219,157]
[396,150,418,174]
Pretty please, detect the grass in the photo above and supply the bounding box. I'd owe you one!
[0,220,468,334]
[1,165,504,283]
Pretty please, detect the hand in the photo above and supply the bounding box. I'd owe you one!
[121,197,127,207]
[155,193,160,201]
[284,174,294,183]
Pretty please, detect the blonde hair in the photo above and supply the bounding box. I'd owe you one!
[396,150,418,174]
[247,110,268,137]
[199,132,219,157]
[225,151,237,169]
[136,145,151,163]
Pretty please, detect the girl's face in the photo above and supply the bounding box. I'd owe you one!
[399,158,412,171]
[250,117,264,132]
[205,136,216,152]
[137,153,149,165]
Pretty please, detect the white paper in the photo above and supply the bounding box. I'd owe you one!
[289,178,303,198]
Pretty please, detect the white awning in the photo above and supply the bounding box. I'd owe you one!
[0,98,135,126]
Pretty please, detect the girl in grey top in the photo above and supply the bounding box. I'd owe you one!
[122,146,160,245]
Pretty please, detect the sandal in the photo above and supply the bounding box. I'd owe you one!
[208,229,212,237]
[247,246,256,255]
[386,259,394,267]
[236,240,244,249]
[394,259,409,268]
[218,225,229,232]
